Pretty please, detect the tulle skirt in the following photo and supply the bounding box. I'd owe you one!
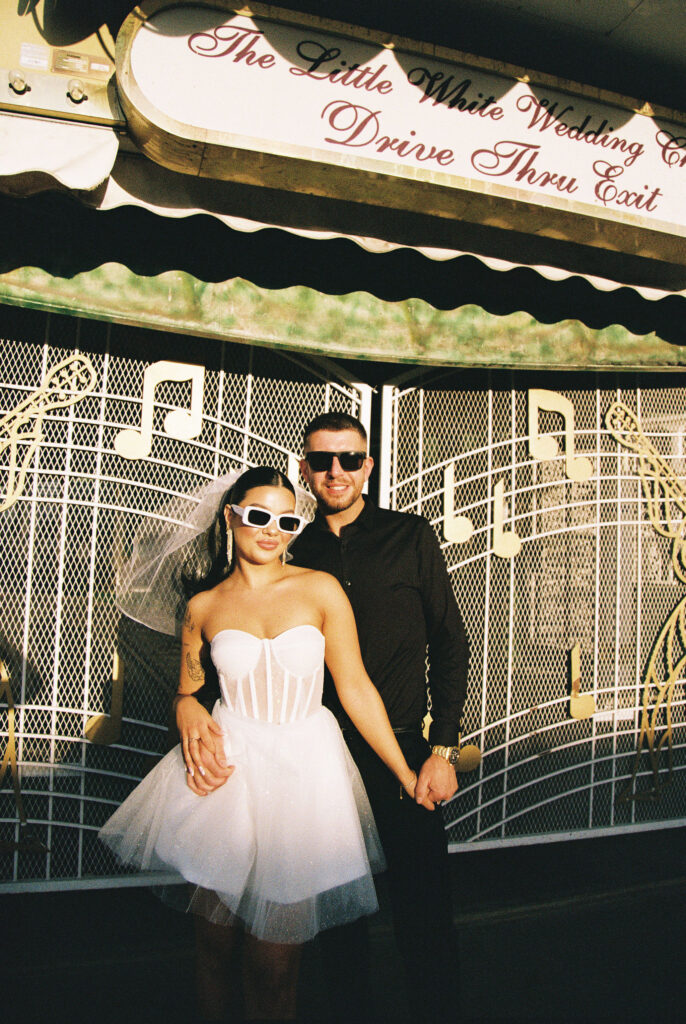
[99,702,385,943]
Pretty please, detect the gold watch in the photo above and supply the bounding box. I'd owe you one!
[431,744,460,768]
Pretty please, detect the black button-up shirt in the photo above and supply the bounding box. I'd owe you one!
[290,498,468,746]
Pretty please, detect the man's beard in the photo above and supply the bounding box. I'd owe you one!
[314,483,361,515]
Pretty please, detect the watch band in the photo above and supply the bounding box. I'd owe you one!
[431,744,460,766]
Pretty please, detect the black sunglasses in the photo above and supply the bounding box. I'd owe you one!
[304,451,367,472]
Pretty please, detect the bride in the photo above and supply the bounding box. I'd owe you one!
[100,466,425,1021]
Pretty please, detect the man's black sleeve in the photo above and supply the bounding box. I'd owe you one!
[416,518,469,747]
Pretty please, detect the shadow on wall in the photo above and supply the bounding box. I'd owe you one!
[16,0,133,49]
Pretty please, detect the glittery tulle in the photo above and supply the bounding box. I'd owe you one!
[100,627,384,943]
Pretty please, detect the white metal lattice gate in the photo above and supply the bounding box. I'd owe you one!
[2,313,685,889]
[379,371,686,850]
[0,312,371,889]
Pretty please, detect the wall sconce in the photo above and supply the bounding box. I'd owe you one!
[9,69,30,95]
[67,78,87,103]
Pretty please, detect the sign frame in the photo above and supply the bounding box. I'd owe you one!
[115,1,686,268]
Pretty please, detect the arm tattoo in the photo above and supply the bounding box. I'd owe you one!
[183,606,196,631]
[186,652,205,683]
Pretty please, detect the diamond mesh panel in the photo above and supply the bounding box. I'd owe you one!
[0,315,368,888]
[383,376,686,848]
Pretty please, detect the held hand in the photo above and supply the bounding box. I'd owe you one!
[401,769,435,811]
[401,770,418,802]
[414,753,458,810]
[176,695,234,796]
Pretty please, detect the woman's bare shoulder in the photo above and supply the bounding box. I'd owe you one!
[288,568,348,614]
[184,586,221,627]
[286,565,342,590]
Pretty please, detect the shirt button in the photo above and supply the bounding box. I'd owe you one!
[344,579,352,588]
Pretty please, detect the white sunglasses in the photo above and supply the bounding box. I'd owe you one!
[231,504,308,535]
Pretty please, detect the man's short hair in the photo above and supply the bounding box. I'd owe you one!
[303,412,368,448]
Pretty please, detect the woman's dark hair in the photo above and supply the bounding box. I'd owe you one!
[181,467,295,597]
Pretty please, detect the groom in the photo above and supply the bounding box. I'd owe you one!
[290,411,469,1022]
[191,411,469,1021]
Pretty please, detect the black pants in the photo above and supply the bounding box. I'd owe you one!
[318,730,459,1022]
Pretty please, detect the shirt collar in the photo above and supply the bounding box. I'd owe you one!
[312,495,376,534]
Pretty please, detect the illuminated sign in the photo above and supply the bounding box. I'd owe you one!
[116,2,686,264]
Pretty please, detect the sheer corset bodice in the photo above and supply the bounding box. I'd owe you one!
[210,624,325,724]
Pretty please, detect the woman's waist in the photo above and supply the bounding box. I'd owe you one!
[214,699,326,727]
[212,701,338,763]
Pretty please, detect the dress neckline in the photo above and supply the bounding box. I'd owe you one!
[210,623,324,645]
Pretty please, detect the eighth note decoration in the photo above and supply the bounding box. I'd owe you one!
[115,361,205,460]
[442,461,474,545]
[442,465,521,559]
[528,389,594,483]
[443,388,594,558]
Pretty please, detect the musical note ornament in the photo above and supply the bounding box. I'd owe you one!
[492,479,521,559]
[0,354,97,512]
[568,642,595,719]
[528,389,593,482]
[442,461,474,544]
[0,658,48,853]
[443,464,521,560]
[85,652,124,746]
[115,361,205,460]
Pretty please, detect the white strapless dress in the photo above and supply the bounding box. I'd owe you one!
[99,624,384,943]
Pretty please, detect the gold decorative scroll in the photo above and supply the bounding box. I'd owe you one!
[605,401,686,583]
[0,658,48,853]
[0,354,97,512]
[617,596,686,802]
[605,401,686,800]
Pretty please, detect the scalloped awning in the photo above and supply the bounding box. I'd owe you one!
[0,111,683,373]
[79,152,685,303]
[0,112,119,195]
[0,105,683,303]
